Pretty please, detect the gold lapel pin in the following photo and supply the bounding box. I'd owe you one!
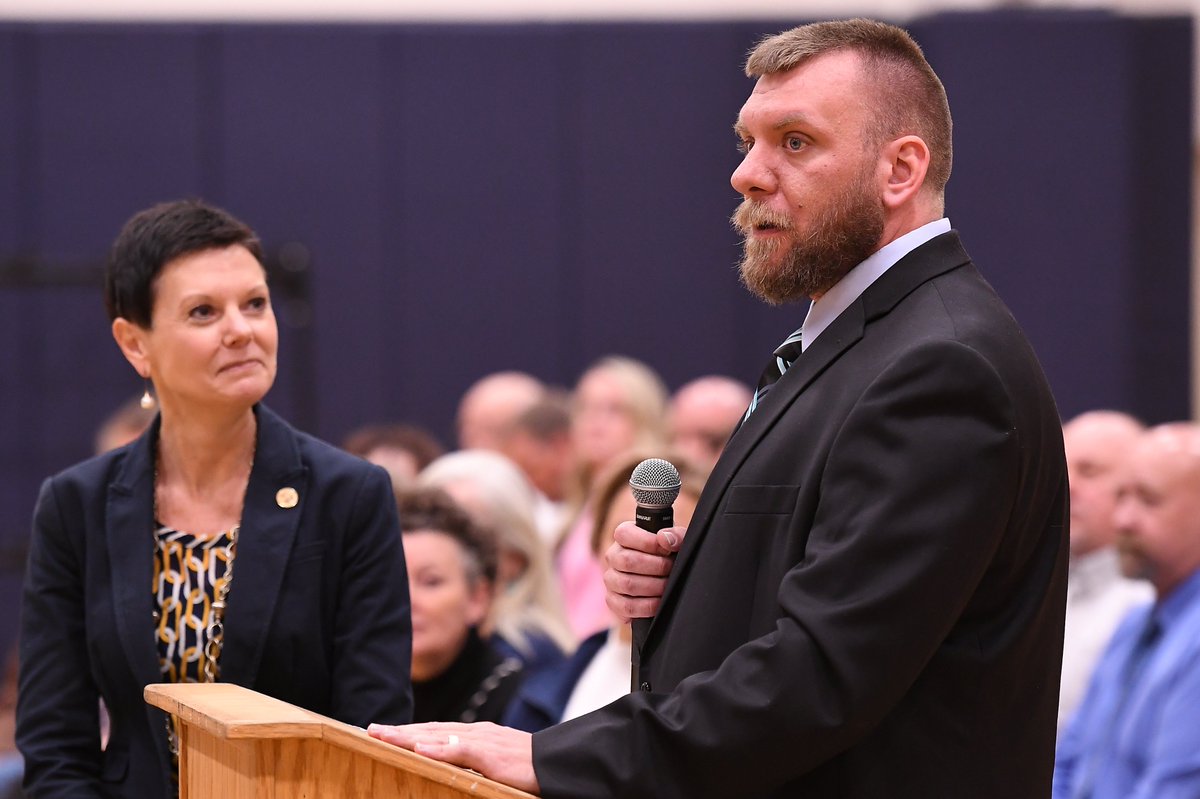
[276,487,299,509]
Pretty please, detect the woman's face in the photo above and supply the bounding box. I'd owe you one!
[404,530,490,682]
[572,369,639,471]
[117,245,277,415]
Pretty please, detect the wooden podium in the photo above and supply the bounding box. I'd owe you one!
[145,683,537,799]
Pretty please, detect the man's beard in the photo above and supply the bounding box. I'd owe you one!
[731,172,885,306]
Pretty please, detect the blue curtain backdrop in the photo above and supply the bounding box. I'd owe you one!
[0,10,1192,655]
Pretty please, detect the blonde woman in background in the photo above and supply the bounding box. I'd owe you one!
[419,450,574,671]
[504,450,705,732]
[557,356,668,640]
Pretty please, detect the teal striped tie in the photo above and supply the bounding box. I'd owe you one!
[743,327,804,422]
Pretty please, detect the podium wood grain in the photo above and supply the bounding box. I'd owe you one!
[145,683,537,799]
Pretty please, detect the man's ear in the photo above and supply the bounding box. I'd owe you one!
[880,135,930,211]
[112,317,151,378]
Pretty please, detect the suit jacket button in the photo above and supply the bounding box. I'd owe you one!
[639,681,652,692]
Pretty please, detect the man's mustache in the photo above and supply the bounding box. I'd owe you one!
[731,201,794,236]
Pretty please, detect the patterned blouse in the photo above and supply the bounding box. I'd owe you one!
[153,524,237,684]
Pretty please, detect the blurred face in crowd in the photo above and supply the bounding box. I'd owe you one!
[113,245,277,416]
[1062,413,1143,558]
[364,445,422,490]
[1113,426,1200,597]
[457,373,543,451]
[669,379,751,471]
[403,530,491,682]
[730,50,886,304]
[572,368,640,471]
[501,428,573,502]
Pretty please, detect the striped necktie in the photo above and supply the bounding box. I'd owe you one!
[743,327,804,422]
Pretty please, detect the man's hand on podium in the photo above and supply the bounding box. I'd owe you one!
[368,721,540,795]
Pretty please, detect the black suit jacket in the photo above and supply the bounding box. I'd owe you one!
[534,232,1069,798]
[17,405,413,798]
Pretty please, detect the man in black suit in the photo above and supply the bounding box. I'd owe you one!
[370,18,1069,798]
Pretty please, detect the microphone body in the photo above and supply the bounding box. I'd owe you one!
[627,458,681,691]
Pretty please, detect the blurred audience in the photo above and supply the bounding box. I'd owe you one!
[93,397,156,454]
[342,422,445,489]
[558,356,668,640]
[1058,410,1153,729]
[498,390,575,545]
[0,647,20,799]
[457,371,544,451]
[667,376,752,472]
[399,487,526,724]
[1054,423,1200,798]
[505,450,705,732]
[419,451,573,671]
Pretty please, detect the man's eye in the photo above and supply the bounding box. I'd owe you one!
[736,138,753,154]
[785,136,805,151]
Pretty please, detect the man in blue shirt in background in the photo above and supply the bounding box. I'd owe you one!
[1054,422,1200,799]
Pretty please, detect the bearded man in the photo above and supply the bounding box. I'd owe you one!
[371,18,1070,799]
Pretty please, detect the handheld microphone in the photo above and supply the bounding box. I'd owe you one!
[627,458,681,689]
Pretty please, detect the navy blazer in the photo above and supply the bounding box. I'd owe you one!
[503,629,608,733]
[533,232,1070,798]
[17,405,412,798]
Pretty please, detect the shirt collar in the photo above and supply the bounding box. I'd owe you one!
[801,217,952,351]
[1154,566,1200,630]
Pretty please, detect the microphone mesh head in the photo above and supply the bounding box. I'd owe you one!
[629,458,682,508]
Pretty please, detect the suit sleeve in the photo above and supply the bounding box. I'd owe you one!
[328,464,413,726]
[534,340,1025,798]
[16,478,106,798]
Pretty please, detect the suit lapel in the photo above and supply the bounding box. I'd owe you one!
[645,306,864,650]
[107,417,168,690]
[644,231,973,653]
[217,405,309,686]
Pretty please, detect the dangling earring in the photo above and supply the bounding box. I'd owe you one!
[140,379,156,411]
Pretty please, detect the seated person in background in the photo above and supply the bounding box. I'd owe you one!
[667,376,752,473]
[1053,423,1200,799]
[0,647,21,799]
[399,487,527,724]
[457,371,545,451]
[419,451,573,672]
[558,356,669,641]
[1058,410,1152,729]
[498,390,575,546]
[504,450,704,733]
[342,422,445,490]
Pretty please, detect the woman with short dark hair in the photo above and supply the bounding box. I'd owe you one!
[17,199,413,798]
[398,487,526,725]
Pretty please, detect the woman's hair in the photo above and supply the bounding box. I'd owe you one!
[418,450,574,656]
[105,198,263,328]
[577,355,669,456]
[342,423,446,471]
[395,486,497,586]
[562,355,670,535]
[589,450,707,557]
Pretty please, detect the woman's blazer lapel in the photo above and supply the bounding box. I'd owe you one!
[216,405,309,687]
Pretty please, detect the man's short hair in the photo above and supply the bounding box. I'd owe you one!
[510,389,572,443]
[745,18,953,197]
